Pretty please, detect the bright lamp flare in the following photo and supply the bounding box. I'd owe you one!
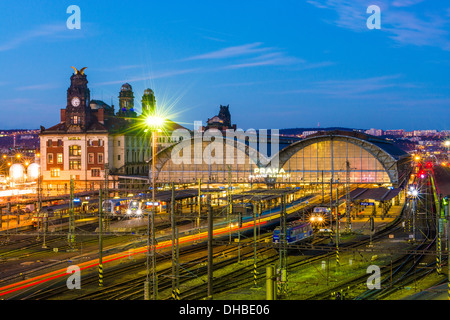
[10,163,25,181]
[145,115,165,128]
[27,163,40,180]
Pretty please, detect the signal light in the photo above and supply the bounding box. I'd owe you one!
[426,162,432,168]
[418,170,426,179]
[443,197,449,206]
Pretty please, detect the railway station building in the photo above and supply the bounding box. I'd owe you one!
[149,129,412,189]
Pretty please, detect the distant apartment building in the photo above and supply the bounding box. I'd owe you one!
[384,129,405,137]
[413,130,437,137]
[302,130,318,137]
[365,128,383,136]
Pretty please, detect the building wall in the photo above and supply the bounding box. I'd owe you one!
[40,133,109,185]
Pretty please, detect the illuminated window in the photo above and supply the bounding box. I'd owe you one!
[71,116,80,125]
[69,160,81,170]
[50,168,60,177]
[47,153,53,164]
[57,153,63,164]
[69,145,82,157]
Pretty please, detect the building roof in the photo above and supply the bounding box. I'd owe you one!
[307,130,409,160]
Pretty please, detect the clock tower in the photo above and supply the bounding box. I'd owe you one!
[65,67,92,132]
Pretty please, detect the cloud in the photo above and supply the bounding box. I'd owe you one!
[392,0,424,7]
[16,83,59,91]
[307,0,450,50]
[0,23,89,52]
[223,52,305,69]
[276,74,415,98]
[184,42,316,70]
[95,68,201,86]
[184,42,271,61]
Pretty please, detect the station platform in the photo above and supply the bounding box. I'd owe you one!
[340,195,405,235]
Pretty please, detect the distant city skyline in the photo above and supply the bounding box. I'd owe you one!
[1,1,450,131]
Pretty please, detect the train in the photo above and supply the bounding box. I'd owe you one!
[126,199,163,217]
[310,201,347,224]
[102,198,130,216]
[273,221,313,245]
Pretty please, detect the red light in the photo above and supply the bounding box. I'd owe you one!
[418,170,426,179]
[426,162,432,168]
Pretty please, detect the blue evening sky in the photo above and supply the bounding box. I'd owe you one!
[0,0,449,131]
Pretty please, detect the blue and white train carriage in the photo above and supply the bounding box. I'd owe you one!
[273,221,313,245]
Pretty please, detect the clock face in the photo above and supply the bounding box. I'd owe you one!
[71,97,81,107]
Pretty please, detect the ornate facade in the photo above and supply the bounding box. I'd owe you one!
[39,67,185,191]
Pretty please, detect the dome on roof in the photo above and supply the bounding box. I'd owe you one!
[144,88,154,95]
[208,116,223,124]
[121,83,132,91]
[90,100,111,110]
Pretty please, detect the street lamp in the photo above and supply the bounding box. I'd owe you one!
[408,186,419,242]
[445,141,450,161]
[144,114,165,301]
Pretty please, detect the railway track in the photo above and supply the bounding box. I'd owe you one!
[12,235,275,300]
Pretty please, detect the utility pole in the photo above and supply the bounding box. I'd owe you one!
[6,203,10,241]
[253,201,258,288]
[345,161,352,232]
[330,180,333,231]
[98,188,103,288]
[42,211,47,249]
[145,129,158,300]
[198,178,202,232]
[104,163,109,231]
[37,168,42,241]
[207,194,213,299]
[151,130,157,300]
[171,183,180,300]
[412,196,416,242]
[445,195,450,300]
[278,193,287,297]
[68,178,75,248]
[238,210,241,263]
[227,166,232,243]
[336,185,340,267]
[437,194,442,275]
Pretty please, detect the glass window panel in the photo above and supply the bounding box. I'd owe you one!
[324,141,331,158]
[324,157,332,170]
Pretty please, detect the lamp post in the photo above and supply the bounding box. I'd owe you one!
[408,186,419,242]
[144,114,164,301]
[444,141,450,161]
